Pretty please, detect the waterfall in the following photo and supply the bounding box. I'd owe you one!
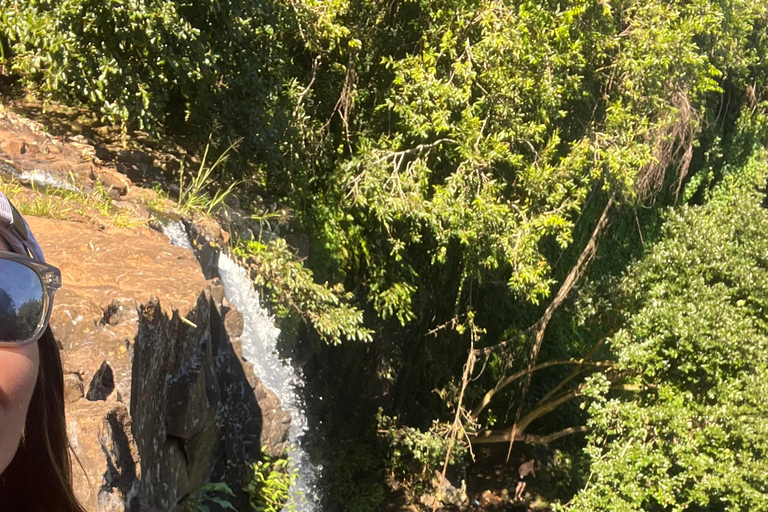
[160,220,193,250]
[160,220,321,510]
[217,253,321,511]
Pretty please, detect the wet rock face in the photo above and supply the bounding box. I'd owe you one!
[29,217,290,512]
[183,218,229,280]
[207,279,291,509]
[209,279,292,454]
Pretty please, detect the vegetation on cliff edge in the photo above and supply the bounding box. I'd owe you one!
[2,0,768,508]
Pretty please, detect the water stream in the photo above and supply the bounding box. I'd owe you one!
[160,220,192,250]
[217,254,322,511]
[161,220,321,510]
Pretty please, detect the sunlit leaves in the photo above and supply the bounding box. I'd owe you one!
[233,239,373,345]
[567,150,768,511]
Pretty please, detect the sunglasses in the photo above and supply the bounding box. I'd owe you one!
[0,251,62,346]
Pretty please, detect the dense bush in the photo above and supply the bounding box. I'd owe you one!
[0,0,302,173]
[1,0,205,131]
[566,148,768,511]
[378,413,468,497]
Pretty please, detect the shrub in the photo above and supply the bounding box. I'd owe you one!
[244,449,299,512]
[0,0,302,173]
[565,148,768,511]
[1,0,205,132]
[378,413,468,496]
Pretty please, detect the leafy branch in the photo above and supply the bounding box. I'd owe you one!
[233,238,372,345]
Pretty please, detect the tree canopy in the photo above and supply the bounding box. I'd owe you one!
[2,0,768,508]
[567,149,768,511]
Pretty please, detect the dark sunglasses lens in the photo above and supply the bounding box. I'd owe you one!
[0,260,45,343]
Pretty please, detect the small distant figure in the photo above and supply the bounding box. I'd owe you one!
[514,458,536,501]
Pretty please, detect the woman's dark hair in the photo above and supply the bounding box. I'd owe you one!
[0,326,86,512]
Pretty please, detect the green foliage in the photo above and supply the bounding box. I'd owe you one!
[323,440,386,512]
[7,0,767,339]
[378,413,469,495]
[316,0,738,333]
[233,238,372,345]
[565,149,768,511]
[196,482,237,512]
[1,0,204,131]
[0,0,302,174]
[546,449,592,504]
[5,0,768,506]
[244,449,299,512]
[290,2,768,485]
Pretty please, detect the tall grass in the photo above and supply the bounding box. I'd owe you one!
[177,138,242,216]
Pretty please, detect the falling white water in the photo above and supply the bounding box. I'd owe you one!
[158,220,321,509]
[218,253,322,511]
[160,220,193,250]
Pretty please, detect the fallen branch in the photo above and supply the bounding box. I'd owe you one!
[532,336,613,410]
[293,55,321,119]
[472,383,641,446]
[434,343,477,512]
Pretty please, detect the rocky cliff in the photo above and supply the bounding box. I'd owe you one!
[0,107,291,512]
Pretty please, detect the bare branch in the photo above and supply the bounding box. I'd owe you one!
[472,425,589,446]
[293,55,321,119]
[472,384,642,445]
[472,330,527,357]
[469,358,615,420]
[529,425,589,445]
[371,138,459,166]
[434,344,476,512]
[503,195,615,459]
[533,336,612,409]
